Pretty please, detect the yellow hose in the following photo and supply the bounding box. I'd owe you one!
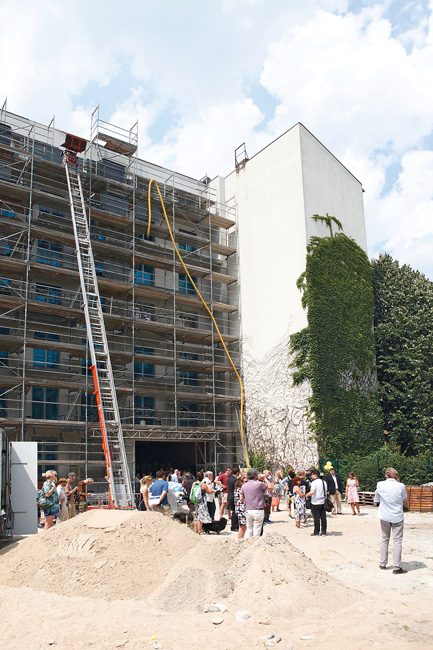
[147,179,249,467]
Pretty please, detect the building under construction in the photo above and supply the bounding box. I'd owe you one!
[0,106,242,489]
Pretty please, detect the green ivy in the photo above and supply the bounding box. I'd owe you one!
[290,218,383,458]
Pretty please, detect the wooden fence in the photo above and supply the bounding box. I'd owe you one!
[357,487,433,512]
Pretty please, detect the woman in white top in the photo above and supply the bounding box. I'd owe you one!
[203,471,216,520]
[56,478,69,522]
[140,475,153,511]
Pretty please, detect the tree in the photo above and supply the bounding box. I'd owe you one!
[290,218,383,458]
[372,254,433,454]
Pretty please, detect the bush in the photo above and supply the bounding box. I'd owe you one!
[248,448,267,473]
[338,448,433,491]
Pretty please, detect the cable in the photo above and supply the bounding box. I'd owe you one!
[147,179,249,467]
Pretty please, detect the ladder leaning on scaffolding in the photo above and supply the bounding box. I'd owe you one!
[61,134,134,509]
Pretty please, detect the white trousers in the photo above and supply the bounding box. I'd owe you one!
[380,519,404,569]
[245,509,265,537]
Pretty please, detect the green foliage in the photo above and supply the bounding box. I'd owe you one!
[311,213,343,238]
[372,254,433,454]
[289,327,311,385]
[290,219,383,458]
[248,447,267,473]
[338,448,433,491]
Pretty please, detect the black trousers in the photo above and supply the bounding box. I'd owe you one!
[231,510,239,531]
[207,500,216,520]
[311,503,327,534]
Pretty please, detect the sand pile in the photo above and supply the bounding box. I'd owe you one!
[0,510,351,614]
[0,510,198,600]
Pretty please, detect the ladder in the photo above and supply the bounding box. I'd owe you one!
[62,137,134,508]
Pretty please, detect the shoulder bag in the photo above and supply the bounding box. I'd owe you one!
[322,480,333,512]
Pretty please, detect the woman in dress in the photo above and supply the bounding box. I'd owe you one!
[273,470,283,512]
[346,472,360,515]
[293,476,306,528]
[56,478,69,522]
[40,470,60,530]
[193,469,212,534]
[234,474,248,538]
[140,475,153,511]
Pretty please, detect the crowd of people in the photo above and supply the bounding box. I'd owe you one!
[132,464,362,539]
[38,471,94,530]
[37,463,408,573]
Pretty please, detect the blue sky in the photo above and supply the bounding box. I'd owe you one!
[1,0,433,277]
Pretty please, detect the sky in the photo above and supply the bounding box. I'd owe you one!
[1,0,433,277]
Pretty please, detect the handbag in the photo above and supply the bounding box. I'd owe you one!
[322,480,333,512]
[305,497,312,510]
[37,489,54,511]
[271,496,280,507]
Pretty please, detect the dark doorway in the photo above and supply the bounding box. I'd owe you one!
[135,440,210,476]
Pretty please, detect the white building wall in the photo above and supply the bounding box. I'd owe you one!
[219,124,366,468]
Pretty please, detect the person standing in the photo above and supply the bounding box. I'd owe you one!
[182,472,195,515]
[192,470,212,534]
[76,477,94,513]
[150,470,170,513]
[263,469,274,523]
[374,468,407,574]
[216,467,232,519]
[234,475,248,538]
[203,470,216,520]
[346,472,361,515]
[325,466,343,515]
[285,469,296,518]
[40,470,60,530]
[140,475,153,511]
[239,469,272,537]
[273,470,283,512]
[227,467,239,529]
[293,476,306,528]
[305,469,327,536]
[64,472,77,518]
[134,471,141,508]
[56,478,69,522]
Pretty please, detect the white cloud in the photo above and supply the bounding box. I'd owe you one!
[1,0,433,277]
[368,149,433,274]
[260,6,433,155]
[143,98,264,178]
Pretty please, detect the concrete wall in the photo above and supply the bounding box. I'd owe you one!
[221,124,366,468]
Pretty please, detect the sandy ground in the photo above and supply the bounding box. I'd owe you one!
[0,501,432,650]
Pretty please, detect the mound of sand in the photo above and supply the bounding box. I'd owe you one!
[0,510,351,614]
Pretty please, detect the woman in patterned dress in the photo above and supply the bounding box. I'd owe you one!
[293,476,306,528]
[193,469,212,534]
[234,475,248,538]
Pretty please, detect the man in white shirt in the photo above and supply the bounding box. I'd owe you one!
[305,469,328,536]
[374,467,407,574]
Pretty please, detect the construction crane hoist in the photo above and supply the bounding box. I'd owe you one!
[61,134,134,509]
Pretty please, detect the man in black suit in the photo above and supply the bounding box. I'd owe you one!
[325,467,343,515]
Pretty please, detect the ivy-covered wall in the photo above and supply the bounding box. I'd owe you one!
[290,226,383,457]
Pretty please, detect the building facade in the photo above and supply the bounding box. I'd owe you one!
[0,108,241,488]
[219,124,367,469]
[0,108,368,484]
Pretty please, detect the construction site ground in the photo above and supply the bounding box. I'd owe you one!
[0,503,432,650]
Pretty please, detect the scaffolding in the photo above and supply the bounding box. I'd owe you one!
[0,106,243,489]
